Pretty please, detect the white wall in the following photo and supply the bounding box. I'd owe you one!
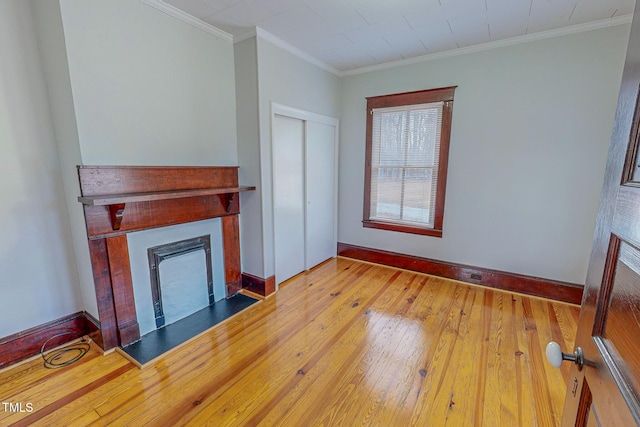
[254,35,341,278]
[339,25,631,284]
[32,0,241,323]
[59,0,238,166]
[2,1,631,340]
[0,0,82,337]
[234,37,264,277]
[31,0,98,319]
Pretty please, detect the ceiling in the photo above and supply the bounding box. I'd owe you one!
[160,0,635,72]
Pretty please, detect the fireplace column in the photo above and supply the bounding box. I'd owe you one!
[87,236,139,349]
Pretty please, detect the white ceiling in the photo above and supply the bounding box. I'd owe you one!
[159,0,635,72]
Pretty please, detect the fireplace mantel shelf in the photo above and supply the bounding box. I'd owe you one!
[78,186,255,206]
[78,185,255,231]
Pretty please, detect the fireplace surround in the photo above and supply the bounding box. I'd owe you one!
[77,165,255,351]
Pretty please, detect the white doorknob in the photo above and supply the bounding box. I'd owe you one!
[546,342,564,367]
[546,341,584,370]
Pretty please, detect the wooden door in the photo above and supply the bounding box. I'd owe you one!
[561,4,640,426]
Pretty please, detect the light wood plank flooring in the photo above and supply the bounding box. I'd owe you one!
[0,257,579,426]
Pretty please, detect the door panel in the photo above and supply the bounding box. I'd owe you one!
[305,121,336,269]
[575,379,596,427]
[612,186,640,246]
[562,1,640,425]
[599,240,640,400]
[273,115,305,284]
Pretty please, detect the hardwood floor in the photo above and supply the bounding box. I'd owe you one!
[0,257,579,426]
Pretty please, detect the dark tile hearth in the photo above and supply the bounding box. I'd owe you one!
[121,293,258,365]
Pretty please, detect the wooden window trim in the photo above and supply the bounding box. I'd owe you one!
[363,86,456,237]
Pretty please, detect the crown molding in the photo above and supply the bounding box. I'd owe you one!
[234,28,258,44]
[137,2,340,75]
[137,2,631,78]
[254,28,342,77]
[342,14,633,76]
[139,0,233,42]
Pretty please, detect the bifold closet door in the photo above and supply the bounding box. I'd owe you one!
[305,121,336,269]
[272,114,305,284]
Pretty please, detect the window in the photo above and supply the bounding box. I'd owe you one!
[363,87,456,237]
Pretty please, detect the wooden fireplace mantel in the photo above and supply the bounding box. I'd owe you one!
[77,165,254,351]
[78,186,254,230]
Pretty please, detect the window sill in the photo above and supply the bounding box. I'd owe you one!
[362,220,443,237]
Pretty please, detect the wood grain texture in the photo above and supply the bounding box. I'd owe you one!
[222,214,241,296]
[612,185,640,250]
[105,235,140,346]
[242,273,276,296]
[77,165,251,239]
[0,258,578,426]
[599,242,640,400]
[108,203,125,230]
[338,242,583,305]
[362,219,444,237]
[78,166,254,351]
[82,196,240,240]
[265,275,276,296]
[0,312,100,369]
[87,238,118,350]
[78,186,255,206]
[83,312,103,350]
[77,165,239,196]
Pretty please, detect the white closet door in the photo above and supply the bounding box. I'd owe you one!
[272,115,305,284]
[305,121,336,269]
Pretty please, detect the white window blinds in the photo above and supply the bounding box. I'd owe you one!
[369,101,444,228]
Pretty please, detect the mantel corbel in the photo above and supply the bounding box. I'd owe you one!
[108,203,126,230]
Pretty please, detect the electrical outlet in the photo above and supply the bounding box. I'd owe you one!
[470,273,482,280]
